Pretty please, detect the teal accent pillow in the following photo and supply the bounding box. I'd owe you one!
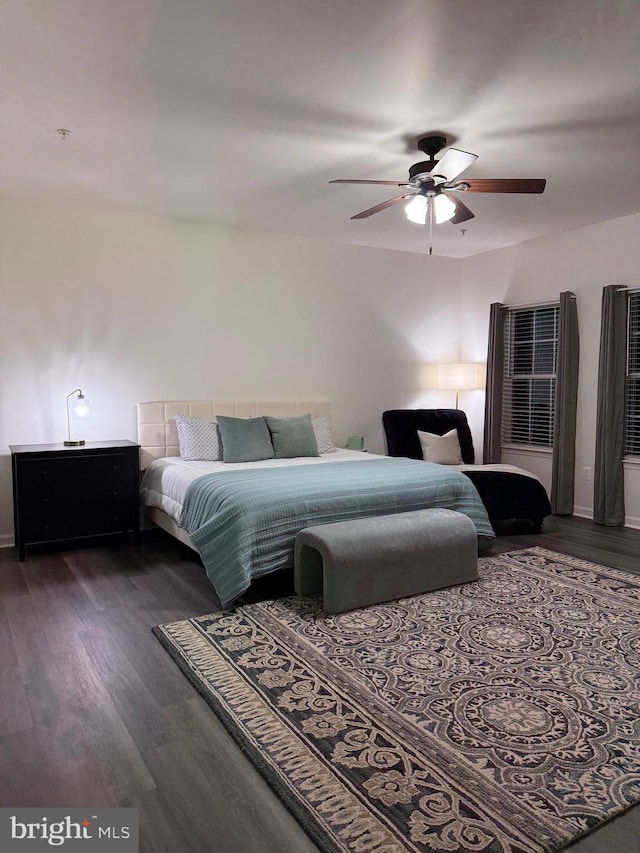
[265,414,319,459]
[217,416,275,463]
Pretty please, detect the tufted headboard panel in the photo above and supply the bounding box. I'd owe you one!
[136,399,331,469]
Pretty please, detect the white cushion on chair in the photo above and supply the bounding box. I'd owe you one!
[418,429,463,465]
[456,463,542,482]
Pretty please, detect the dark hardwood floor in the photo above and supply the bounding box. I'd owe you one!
[1,517,639,852]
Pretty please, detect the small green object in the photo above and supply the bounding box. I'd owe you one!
[347,435,364,451]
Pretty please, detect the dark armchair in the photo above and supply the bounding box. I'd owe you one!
[382,409,552,531]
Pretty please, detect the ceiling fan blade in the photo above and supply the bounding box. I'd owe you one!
[431,148,478,182]
[460,178,546,194]
[330,179,412,187]
[350,194,413,220]
[447,193,475,225]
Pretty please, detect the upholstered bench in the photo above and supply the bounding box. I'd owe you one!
[294,508,478,614]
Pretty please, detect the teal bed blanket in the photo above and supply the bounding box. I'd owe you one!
[179,457,494,606]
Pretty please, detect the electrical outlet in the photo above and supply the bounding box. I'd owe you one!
[583,466,592,481]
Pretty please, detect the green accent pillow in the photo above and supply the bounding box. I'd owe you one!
[264,413,319,459]
[217,416,275,463]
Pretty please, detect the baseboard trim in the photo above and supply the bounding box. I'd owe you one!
[571,507,640,531]
[572,506,593,520]
[0,533,15,549]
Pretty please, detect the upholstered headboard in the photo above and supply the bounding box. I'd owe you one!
[382,409,476,464]
[136,399,331,469]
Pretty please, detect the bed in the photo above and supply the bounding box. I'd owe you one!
[138,400,495,606]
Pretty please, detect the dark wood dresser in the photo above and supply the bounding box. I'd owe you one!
[10,440,140,560]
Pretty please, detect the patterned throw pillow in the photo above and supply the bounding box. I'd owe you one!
[175,415,222,461]
[311,414,337,453]
[417,429,463,465]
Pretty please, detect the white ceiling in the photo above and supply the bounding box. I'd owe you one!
[3,0,640,258]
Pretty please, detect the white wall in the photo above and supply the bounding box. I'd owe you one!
[4,196,637,545]
[0,196,463,545]
[461,212,640,528]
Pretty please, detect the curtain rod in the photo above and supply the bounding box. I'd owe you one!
[504,298,564,310]
[505,287,639,308]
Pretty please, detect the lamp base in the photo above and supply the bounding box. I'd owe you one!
[64,439,86,446]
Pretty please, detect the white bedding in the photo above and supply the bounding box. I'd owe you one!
[140,449,379,522]
[456,463,541,482]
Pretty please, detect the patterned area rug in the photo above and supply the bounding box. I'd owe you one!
[153,547,640,853]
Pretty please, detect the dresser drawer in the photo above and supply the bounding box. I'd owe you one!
[19,476,136,511]
[21,508,136,542]
[18,452,135,503]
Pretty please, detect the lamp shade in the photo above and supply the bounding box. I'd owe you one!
[71,393,91,418]
[405,194,428,225]
[437,363,481,391]
[433,194,456,224]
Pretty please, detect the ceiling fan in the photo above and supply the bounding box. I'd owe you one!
[330,135,546,253]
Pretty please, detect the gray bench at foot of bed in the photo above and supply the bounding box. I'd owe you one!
[294,508,478,614]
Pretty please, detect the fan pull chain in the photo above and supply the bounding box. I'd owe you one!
[428,196,434,255]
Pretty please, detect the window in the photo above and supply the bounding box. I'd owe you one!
[626,292,640,456]
[502,304,559,447]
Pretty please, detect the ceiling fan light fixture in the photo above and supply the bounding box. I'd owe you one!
[434,193,456,224]
[405,194,428,224]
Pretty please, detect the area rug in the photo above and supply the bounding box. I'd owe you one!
[153,547,640,852]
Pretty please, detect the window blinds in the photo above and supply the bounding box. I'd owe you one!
[502,304,559,447]
[626,292,640,455]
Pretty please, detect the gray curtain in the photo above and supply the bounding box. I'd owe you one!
[483,302,507,463]
[593,285,627,525]
[551,292,579,514]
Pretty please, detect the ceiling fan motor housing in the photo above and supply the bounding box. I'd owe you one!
[408,162,434,181]
[408,135,448,181]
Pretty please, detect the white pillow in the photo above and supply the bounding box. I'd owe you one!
[175,414,222,461]
[417,429,463,465]
[311,414,337,453]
